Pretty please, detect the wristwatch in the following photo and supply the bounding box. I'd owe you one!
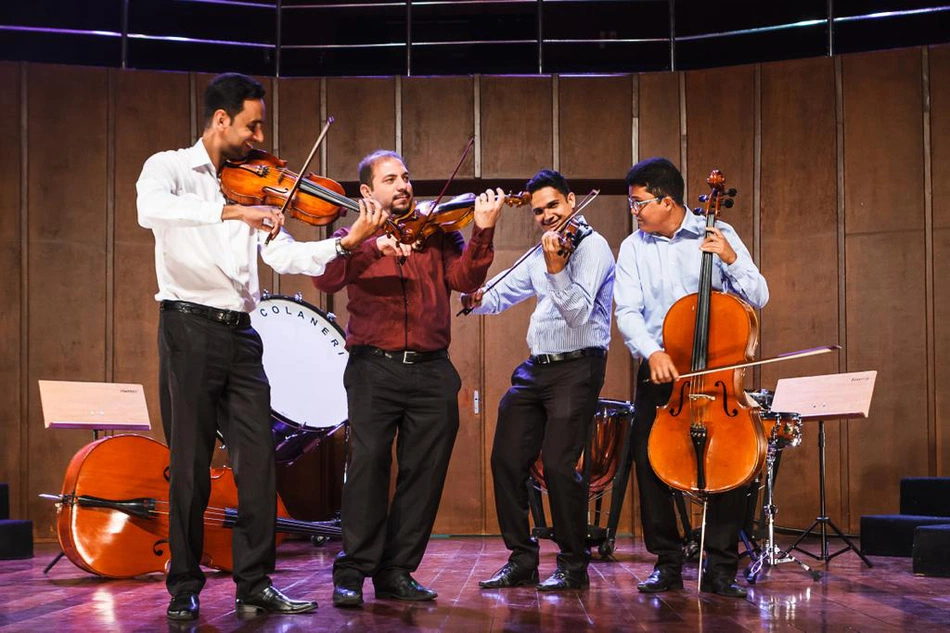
[334,237,352,258]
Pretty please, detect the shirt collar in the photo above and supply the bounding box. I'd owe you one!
[188,138,216,172]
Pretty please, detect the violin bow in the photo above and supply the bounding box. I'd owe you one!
[265,116,336,245]
[457,188,601,317]
[642,345,841,384]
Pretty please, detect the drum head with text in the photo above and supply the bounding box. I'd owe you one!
[251,296,348,430]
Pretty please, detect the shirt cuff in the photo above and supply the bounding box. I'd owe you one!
[546,268,571,293]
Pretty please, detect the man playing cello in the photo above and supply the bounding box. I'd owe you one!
[614,157,769,598]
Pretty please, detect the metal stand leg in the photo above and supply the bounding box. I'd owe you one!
[43,551,66,574]
[745,448,821,583]
[785,420,873,567]
[602,414,636,559]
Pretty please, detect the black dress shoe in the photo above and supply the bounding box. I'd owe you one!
[332,580,364,608]
[478,562,540,588]
[235,585,317,614]
[167,593,199,621]
[537,568,589,591]
[700,575,748,598]
[637,568,684,593]
[373,573,438,601]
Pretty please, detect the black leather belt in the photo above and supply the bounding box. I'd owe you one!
[161,300,251,328]
[350,345,449,365]
[530,347,607,365]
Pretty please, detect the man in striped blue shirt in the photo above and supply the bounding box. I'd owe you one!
[463,169,615,591]
[614,157,769,598]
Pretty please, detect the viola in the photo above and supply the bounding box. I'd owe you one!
[220,149,357,228]
[646,170,767,494]
[44,434,338,578]
[389,191,530,247]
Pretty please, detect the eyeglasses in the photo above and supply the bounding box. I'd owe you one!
[627,196,662,213]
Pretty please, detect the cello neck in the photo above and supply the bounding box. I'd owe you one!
[691,212,717,372]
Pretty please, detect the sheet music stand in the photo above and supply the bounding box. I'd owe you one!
[769,371,877,567]
[38,380,151,438]
[38,380,151,574]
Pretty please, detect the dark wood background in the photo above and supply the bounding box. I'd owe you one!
[2,44,948,541]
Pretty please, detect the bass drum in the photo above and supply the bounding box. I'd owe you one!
[530,399,635,497]
[251,294,348,522]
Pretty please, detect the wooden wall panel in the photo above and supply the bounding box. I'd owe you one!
[481,76,553,180]
[686,65,755,242]
[27,65,110,537]
[759,57,841,526]
[638,71,681,165]
[0,63,22,516]
[325,78,396,181]
[930,45,950,476]
[402,76,475,180]
[274,77,326,306]
[558,76,632,178]
[843,49,928,529]
[113,70,191,440]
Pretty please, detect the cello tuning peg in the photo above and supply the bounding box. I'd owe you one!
[723,199,735,208]
[692,207,704,215]
[698,194,709,202]
[726,188,738,196]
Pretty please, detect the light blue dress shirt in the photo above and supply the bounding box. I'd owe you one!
[614,210,769,361]
[473,223,615,356]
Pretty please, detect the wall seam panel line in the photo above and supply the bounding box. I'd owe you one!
[320,78,329,313]
[753,63,763,390]
[271,78,280,296]
[552,74,559,172]
[106,69,116,384]
[474,75,481,179]
[679,72,687,203]
[395,75,402,157]
[922,47,937,476]
[18,62,29,518]
[834,54,850,524]
[629,73,639,400]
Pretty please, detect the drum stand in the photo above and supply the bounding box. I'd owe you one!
[744,448,821,583]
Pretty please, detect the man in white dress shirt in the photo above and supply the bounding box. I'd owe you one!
[137,72,386,621]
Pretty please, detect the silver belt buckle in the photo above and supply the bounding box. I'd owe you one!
[402,351,415,364]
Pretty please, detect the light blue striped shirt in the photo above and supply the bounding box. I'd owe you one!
[473,225,615,356]
[614,210,769,361]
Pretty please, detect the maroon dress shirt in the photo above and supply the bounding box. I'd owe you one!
[312,226,495,352]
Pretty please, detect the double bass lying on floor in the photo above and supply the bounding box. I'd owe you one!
[43,434,337,578]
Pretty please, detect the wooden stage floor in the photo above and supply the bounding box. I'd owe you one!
[1,536,948,632]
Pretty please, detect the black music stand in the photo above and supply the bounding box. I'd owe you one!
[769,371,877,567]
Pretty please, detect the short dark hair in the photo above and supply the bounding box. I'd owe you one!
[203,73,265,128]
[526,169,571,198]
[358,150,405,187]
[625,157,684,205]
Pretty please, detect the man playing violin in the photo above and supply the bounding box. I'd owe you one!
[311,150,504,608]
[614,157,769,598]
[137,72,387,621]
[462,169,615,591]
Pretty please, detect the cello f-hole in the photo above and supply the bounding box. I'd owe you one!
[714,381,738,417]
[669,381,690,417]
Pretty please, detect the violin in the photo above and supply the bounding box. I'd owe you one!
[389,191,530,247]
[646,170,767,494]
[44,434,339,578]
[221,149,357,228]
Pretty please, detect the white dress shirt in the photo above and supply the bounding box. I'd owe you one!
[137,139,337,312]
[614,210,769,361]
[472,222,615,356]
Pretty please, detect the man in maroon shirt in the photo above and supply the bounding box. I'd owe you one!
[312,150,504,608]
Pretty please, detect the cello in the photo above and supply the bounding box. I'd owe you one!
[44,434,338,578]
[646,170,767,496]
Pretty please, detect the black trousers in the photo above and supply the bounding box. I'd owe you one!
[491,355,606,574]
[158,310,276,599]
[633,361,749,579]
[333,353,461,584]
